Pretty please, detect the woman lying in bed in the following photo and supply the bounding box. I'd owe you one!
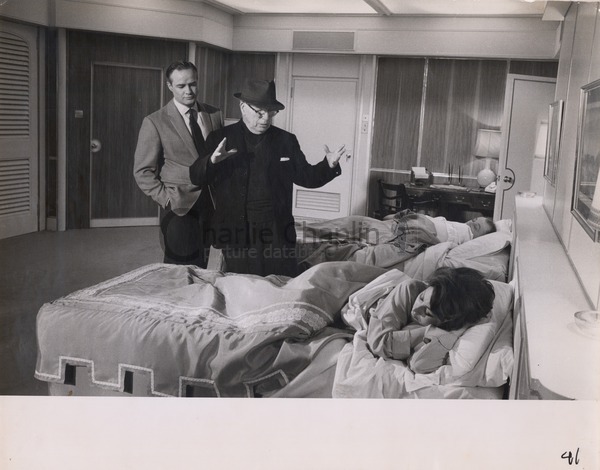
[366,266,495,374]
[334,265,513,398]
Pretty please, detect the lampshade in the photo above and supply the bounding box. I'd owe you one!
[474,129,502,159]
[474,129,501,187]
[534,121,548,159]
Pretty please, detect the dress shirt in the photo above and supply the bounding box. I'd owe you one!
[172,100,202,137]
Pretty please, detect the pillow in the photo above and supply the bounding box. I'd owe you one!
[448,231,511,260]
[403,279,514,392]
[442,231,512,281]
[448,280,513,374]
[441,251,509,282]
[494,218,512,234]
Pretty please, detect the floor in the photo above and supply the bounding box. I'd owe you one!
[0,226,162,395]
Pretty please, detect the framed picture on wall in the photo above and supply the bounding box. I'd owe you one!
[543,100,563,186]
[572,78,600,242]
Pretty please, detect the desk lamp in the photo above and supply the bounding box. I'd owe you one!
[474,129,501,187]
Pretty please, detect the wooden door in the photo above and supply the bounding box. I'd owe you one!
[289,56,359,221]
[0,21,38,239]
[495,74,556,220]
[90,63,162,227]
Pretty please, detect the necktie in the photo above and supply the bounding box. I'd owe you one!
[187,108,206,155]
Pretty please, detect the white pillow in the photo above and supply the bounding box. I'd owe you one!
[448,231,511,260]
[402,279,514,392]
[494,218,512,234]
[445,280,514,380]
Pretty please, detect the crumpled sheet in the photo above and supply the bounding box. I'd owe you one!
[332,330,506,399]
[35,261,386,397]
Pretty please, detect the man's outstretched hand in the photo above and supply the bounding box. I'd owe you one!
[211,138,238,164]
[325,144,348,168]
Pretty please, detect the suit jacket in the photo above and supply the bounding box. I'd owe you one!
[133,99,223,215]
[189,120,341,246]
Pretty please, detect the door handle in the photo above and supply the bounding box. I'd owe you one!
[501,167,516,191]
[91,139,102,153]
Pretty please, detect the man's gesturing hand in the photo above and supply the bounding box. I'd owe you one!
[210,137,238,164]
[324,144,347,168]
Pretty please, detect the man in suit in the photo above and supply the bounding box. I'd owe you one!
[189,78,347,277]
[134,61,223,267]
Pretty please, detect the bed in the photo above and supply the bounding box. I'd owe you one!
[35,220,514,398]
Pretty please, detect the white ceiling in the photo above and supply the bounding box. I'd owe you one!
[203,0,557,16]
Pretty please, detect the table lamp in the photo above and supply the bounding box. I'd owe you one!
[474,129,501,187]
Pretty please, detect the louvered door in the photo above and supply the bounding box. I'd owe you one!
[0,21,38,239]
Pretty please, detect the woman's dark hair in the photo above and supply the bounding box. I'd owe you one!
[427,267,495,331]
[165,61,197,83]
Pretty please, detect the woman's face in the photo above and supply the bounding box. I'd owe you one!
[411,287,440,327]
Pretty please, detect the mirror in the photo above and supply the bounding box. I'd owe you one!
[572,78,600,241]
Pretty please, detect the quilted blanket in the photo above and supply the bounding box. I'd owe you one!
[35,262,386,397]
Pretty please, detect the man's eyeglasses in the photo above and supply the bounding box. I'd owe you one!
[246,103,278,118]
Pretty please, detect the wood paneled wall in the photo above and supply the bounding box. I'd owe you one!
[421,59,509,175]
[369,57,557,215]
[45,29,58,219]
[372,57,513,178]
[509,60,559,78]
[195,47,276,120]
[371,58,558,174]
[66,31,187,229]
[195,46,228,111]
[371,58,424,172]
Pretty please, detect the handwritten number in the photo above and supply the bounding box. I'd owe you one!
[561,448,580,465]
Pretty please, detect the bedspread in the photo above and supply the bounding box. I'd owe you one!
[35,262,386,397]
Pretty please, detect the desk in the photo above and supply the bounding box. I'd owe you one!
[405,184,495,221]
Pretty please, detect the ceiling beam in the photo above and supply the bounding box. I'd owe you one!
[202,0,245,16]
[362,0,392,16]
[542,1,571,21]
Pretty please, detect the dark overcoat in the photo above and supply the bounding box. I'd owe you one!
[189,120,341,249]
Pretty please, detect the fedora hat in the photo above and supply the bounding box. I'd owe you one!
[234,79,285,111]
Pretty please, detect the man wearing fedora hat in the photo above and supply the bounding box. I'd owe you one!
[190,78,346,277]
